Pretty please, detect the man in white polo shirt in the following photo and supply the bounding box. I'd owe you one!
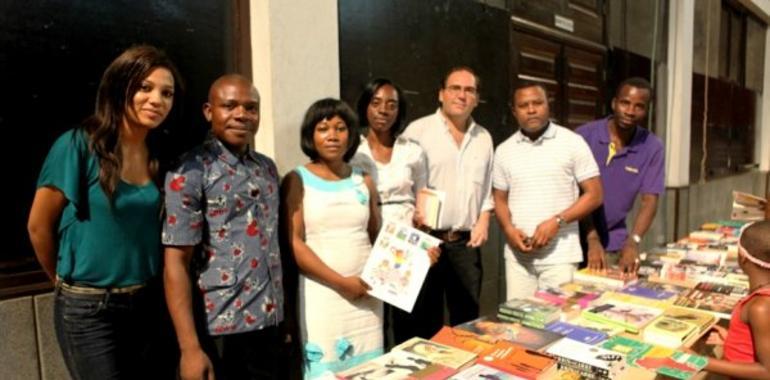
[400,66,494,341]
[493,82,603,300]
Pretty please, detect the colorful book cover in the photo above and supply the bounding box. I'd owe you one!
[454,316,562,351]
[600,335,653,364]
[569,316,626,337]
[336,350,435,380]
[393,337,477,370]
[545,321,608,345]
[431,326,495,354]
[477,340,557,379]
[545,339,628,380]
[673,288,740,319]
[498,298,560,323]
[661,306,717,335]
[573,267,638,289]
[641,316,698,349]
[496,312,550,330]
[620,281,679,300]
[534,286,599,309]
[361,220,439,312]
[600,336,708,379]
[582,300,663,333]
[600,291,672,310]
[634,347,708,380]
[560,281,612,295]
[694,281,747,296]
[407,363,458,379]
[449,363,526,380]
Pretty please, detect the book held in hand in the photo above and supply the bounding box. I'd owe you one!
[361,220,440,312]
[417,188,446,229]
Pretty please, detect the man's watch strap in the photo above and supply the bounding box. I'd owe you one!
[555,215,566,227]
[631,233,642,244]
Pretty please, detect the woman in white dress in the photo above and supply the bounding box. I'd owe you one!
[349,79,440,346]
[282,98,382,378]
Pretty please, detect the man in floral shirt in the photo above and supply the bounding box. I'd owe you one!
[163,74,285,379]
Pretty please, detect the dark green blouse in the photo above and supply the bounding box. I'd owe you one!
[37,129,161,287]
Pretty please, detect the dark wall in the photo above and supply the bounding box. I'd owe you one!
[508,0,604,44]
[1,1,233,267]
[339,0,512,146]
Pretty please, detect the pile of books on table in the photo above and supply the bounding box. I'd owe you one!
[330,220,748,379]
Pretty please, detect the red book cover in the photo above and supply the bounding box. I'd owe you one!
[477,340,557,380]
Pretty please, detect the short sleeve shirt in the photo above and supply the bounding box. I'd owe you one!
[37,129,162,287]
[163,135,284,335]
[576,118,665,251]
[492,123,600,265]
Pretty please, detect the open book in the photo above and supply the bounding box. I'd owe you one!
[731,191,767,221]
[416,188,445,230]
[361,221,440,312]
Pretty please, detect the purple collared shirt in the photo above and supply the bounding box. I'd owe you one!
[163,135,284,335]
[576,117,664,251]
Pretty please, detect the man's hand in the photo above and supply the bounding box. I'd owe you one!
[467,217,489,248]
[426,246,441,266]
[531,217,559,249]
[336,276,370,301]
[505,227,533,253]
[618,239,640,274]
[586,239,607,271]
[179,347,215,380]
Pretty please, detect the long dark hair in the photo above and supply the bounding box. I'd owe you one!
[82,45,183,200]
[356,78,407,139]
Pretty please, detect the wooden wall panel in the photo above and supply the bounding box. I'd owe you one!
[339,0,511,145]
[508,0,604,44]
[511,28,604,129]
[564,46,603,127]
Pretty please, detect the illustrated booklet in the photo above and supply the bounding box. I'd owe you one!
[361,220,440,312]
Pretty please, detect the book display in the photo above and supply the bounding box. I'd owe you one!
[325,220,748,379]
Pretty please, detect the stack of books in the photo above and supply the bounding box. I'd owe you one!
[497,299,561,329]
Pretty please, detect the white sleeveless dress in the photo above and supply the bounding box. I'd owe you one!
[295,166,383,378]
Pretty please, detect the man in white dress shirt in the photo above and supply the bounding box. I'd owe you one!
[400,67,494,339]
[492,82,603,300]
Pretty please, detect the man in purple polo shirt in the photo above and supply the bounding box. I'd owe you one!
[576,77,664,274]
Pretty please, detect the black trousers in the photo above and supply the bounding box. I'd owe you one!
[200,324,286,380]
[390,238,482,345]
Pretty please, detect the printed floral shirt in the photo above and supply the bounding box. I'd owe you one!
[163,135,284,335]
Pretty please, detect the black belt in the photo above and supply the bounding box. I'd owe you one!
[429,229,471,242]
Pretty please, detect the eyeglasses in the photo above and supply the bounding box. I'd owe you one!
[444,85,478,96]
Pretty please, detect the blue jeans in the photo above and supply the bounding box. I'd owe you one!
[54,282,170,380]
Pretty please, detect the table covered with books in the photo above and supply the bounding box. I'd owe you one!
[328,220,746,380]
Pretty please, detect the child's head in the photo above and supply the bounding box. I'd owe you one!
[738,221,770,274]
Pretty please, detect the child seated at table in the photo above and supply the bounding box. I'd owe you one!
[702,221,770,379]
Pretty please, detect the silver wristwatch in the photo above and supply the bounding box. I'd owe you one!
[630,233,642,244]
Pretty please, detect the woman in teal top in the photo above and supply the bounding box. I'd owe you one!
[27,45,182,380]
